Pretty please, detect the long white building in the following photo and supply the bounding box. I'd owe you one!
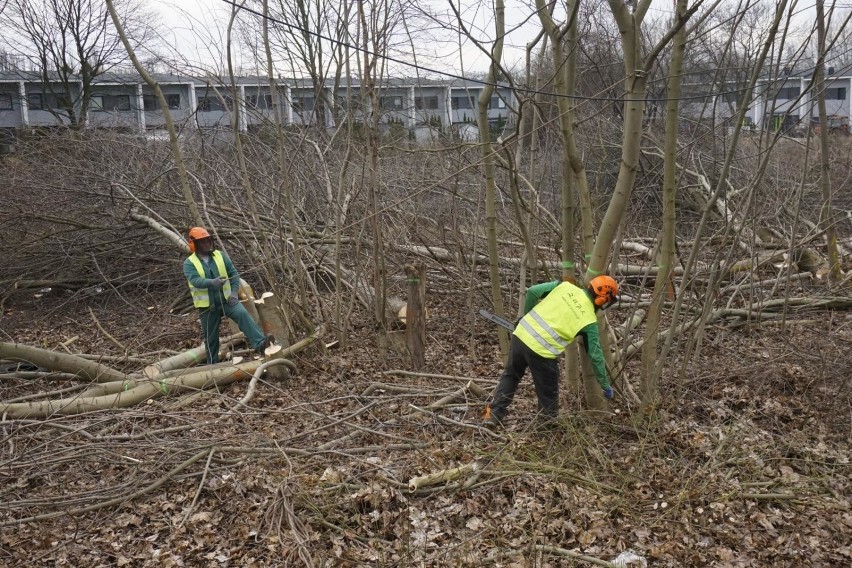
[0,71,515,139]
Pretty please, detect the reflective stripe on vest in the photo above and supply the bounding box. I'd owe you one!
[513,282,598,359]
[186,251,232,308]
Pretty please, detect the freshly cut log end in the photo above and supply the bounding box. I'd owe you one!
[258,344,294,380]
[390,301,428,326]
[264,344,284,359]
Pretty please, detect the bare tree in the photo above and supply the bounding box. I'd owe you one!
[0,0,157,126]
[0,49,26,71]
[813,0,843,279]
[639,0,689,413]
[105,0,202,227]
[825,8,852,71]
[250,0,351,128]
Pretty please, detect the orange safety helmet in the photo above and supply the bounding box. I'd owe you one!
[588,275,619,309]
[187,227,211,253]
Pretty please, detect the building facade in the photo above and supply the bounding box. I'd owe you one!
[680,66,852,134]
[0,71,515,140]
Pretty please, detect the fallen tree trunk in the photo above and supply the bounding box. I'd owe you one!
[274,323,325,359]
[0,361,260,418]
[0,326,325,418]
[621,295,852,359]
[0,342,128,383]
[82,355,276,398]
[396,243,690,278]
[141,335,244,379]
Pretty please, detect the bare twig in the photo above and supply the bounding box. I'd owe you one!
[533,545,619,567]
[178,447,216,527]
[89,307,127,353]
[1,448,210,527]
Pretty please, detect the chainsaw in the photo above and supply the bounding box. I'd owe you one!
[478,309,515,331]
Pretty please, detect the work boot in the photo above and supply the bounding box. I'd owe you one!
[483,413,505,430]
[256,334,275,354]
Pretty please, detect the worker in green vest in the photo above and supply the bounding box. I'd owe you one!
[485,275,619,428]
[183,227,273,364]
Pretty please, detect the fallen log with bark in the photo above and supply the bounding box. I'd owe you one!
[0,325,324,418]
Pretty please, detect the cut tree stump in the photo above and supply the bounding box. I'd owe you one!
[254,292,291,347]
[405,264,426,370]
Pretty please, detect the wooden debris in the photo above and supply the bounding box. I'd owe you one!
[408,462,479,492]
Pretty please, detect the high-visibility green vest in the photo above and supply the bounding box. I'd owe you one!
[513,282,597,359]
[186,251,232,308]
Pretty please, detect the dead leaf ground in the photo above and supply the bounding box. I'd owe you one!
[1,289,850,567]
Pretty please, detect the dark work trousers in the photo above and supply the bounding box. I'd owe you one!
[199,296,266,364]
[490,335,560,420]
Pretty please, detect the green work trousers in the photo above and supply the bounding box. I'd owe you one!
[199,299,266,364]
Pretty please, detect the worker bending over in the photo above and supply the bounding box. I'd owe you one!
[486,275,619,428]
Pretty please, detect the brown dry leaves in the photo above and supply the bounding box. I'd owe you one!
[0,296,850,567]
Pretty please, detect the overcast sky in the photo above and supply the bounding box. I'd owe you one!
[148,0,680,78]
[146,0,829,80]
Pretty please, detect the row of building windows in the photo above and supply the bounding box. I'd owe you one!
[142,94,182,111]
[0,91,512,113]
[773,86,846,100]
[451,95,507,110]
[0,92,70,110]
[294,95,504,112]
[2,88,847,116]
[679,86,849,106]
[0,92,182,111]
